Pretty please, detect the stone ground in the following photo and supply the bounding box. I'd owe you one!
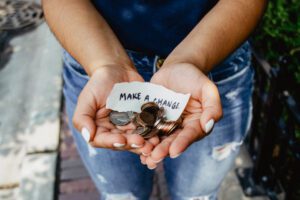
[0,5,62,199]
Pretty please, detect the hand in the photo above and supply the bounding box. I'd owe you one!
[140,63,223,169]
[72,65,157,155]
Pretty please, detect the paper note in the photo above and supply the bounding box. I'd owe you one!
[106,82,190,121]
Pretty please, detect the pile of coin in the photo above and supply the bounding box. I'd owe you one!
[109,102,181,139]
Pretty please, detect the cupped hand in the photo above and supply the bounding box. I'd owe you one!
[72,65,157,154]
[141,63,223,169]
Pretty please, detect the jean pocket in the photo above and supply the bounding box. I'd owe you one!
[63,51,89,80]
[62,55,89,103]
[215,63,251,85]
[217,65,254,110]
[211,42,251,83]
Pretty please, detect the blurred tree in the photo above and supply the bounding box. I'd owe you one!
[253,0,300,83]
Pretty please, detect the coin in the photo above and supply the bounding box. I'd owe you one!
[143,128,160,139]
[109,111,132,126]
[153,117,182,136]
[133,126,152,137]
[127,111,136,120]
[138,111,156,127]
[164,121,180,135]
[141,102,160,114]
[109,102,182,139]
[157,107,165,118]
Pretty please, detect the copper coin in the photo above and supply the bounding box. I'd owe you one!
[135,111,156,127]
[140,111,156,126]
[164,121,180,135]
[143,128,160,139]
[141,102,160,114]
[154,118,164,131]
[157,107,165,118]
[154,118,182,136]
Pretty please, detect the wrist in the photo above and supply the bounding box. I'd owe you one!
[163,55,210,74]
[87,59,135,76]
[162,60,210,75]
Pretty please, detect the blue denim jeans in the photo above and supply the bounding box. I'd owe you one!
[62,42,254,200]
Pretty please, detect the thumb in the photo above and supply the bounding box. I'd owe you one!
[199,82,223,134]
[72,89,97,143]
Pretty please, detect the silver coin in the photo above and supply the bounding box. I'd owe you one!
[109,111,131,126]
[143,128,160,139]
[133,126,152,137]
[127,111,136,120]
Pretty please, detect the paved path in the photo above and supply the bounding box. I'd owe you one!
[0,13,62,200]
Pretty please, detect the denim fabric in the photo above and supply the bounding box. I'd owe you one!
[62,42,254,200]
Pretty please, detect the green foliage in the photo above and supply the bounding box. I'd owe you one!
[253,0,300,82]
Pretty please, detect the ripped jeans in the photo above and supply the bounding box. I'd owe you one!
[62,42,254,200]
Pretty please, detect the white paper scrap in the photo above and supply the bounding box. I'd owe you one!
[106,82,190,121]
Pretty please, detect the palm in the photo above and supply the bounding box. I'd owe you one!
[141,63,222,167]
[73,66,147,149]
[151,63,208,147]
[95,68,144,131]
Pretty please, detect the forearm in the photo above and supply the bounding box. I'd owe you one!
[42,0,133,76]
[164,0,267,73]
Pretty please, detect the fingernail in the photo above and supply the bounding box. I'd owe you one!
[148,166,157,170]
[205,119,215,133]
[140,159,146,165]
[81,127,90,142]
[131,144,143,148]
[142,152,149,156]
[150,158,163,163]
[170,153,182,159]
[113,143,125,148]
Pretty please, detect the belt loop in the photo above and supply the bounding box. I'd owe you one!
[154,57,165,72]
[153,55,159,73]
[208,72,214,82]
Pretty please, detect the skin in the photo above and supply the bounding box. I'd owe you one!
[42,0,267,169]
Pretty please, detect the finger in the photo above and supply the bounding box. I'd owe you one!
[182,113,202,127]
[147,136,160,146]
[148,133,177,164]
[184,98,202,113]
[116,122,137,131]
[95,126,110,133]
[169,122,203,158]
[111,129,124,135]
[91,131,127,149]
[139,141,154,156]
[95,116,115,130]
[129,141,154,156]
[96,107,111,118]
[72,89,97,143]
[145,161,157,170]
[140,155,147,165]
[123,133,145,149]
[199,82,222,134]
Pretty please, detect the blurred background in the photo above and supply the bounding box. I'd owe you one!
[0,0,299,200]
